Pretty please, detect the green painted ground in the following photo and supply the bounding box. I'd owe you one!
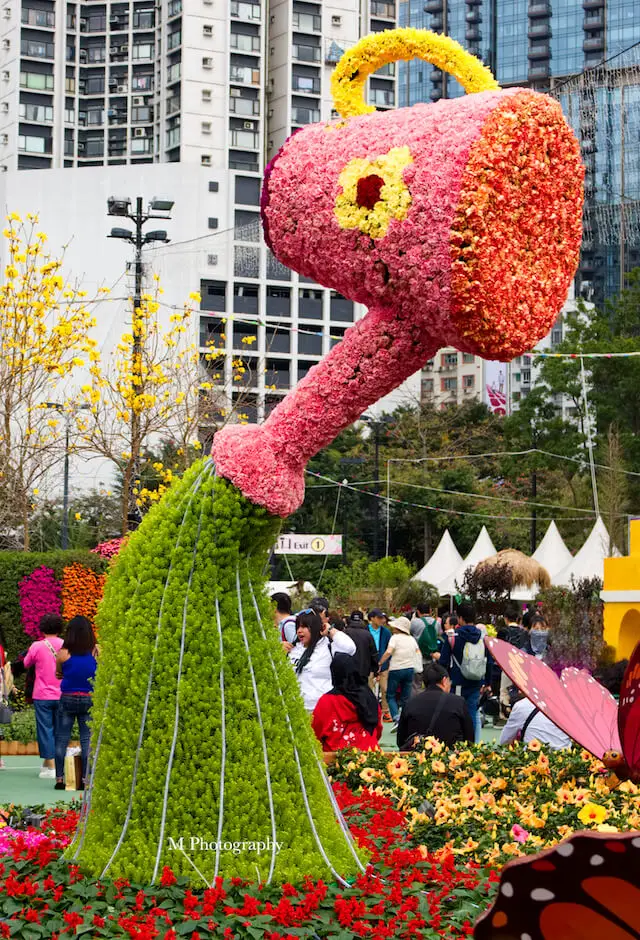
[0,756,78,807]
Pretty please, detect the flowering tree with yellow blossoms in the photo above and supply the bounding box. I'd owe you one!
[0,215,98,549]
[74,281,253,535]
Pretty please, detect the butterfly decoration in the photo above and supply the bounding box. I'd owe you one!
[474,830,640,939]
[484,637,640,784]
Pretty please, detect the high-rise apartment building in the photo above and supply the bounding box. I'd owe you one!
[399,0,640,305]
[0,0,404,430]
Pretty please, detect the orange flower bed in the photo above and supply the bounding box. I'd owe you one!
[61,563,105,626]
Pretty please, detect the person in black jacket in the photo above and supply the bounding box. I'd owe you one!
[396,663,474,750]
[345,611,379,683]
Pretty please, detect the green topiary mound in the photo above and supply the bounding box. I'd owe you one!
[71,459,366,886]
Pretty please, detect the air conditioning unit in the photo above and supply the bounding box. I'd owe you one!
[0,134,7,144]
[207,254,218,265]
[2,9,10,19]
[132,96,144,105]
[243,120,254,129]
[117,84,127,92]
[2,39,9,50]
[1,102,8,112]
[268,108,273,117]
[332,15,341,25]
[0,165,6,172]
[230,87,240,97]
[134,127,145,136]
[108,77,118,86]
[202,57,213,68]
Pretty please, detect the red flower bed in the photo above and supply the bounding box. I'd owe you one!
[0,788,499,938]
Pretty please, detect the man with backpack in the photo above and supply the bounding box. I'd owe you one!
[438,603,489,743]
[410,605,440,696]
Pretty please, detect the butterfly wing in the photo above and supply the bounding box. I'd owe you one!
[474,831,640,940]
[561,668,620,756]
[485,638,614,758]
[619,641,640,775]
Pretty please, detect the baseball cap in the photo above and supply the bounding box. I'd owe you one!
[310,596,329,612]
[368,608,385,619]
[349,610,364,622]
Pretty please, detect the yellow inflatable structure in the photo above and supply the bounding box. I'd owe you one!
[602,518,640,659]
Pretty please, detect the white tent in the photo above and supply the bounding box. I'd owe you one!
[437,525,497,596]
[412,529,463,587]
[266,580,317,597]
[532,521,573,578]
[552,517,618,587]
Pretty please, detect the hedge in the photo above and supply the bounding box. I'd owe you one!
[0,550,108,659]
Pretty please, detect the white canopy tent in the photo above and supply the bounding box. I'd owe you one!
[552,516,618,587]
[532,521,573,578]
[437,525,497,596]
[412,529,463,587]
[266,580,317,597]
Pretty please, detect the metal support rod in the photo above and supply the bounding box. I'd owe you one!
[580,356,600,518]
[385,458,391,558]
[61,419,70,551]
[128,196,145,531]
[620,83,626,294]
[373,424,380,560]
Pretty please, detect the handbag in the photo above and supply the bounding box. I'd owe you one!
[0,700,12,724]
[412,642,424,672]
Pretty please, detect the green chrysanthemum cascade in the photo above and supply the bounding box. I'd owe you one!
[71,459,366,885]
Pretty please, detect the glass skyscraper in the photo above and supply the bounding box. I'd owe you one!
[398,0,640,302]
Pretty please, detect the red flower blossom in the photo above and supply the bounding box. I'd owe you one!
[159,867,177,887]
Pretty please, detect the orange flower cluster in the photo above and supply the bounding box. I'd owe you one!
[61,563,105,627]
[450,90,584,360]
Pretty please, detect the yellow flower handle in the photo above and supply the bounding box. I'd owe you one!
[331,27,500,119]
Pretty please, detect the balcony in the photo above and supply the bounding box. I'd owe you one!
[369,88,394,107]
[528,62,550,79]
[107,108,127,124]
[528,42,550,59]
[167,96,180,115]
[527,22,551,38]
[292,42,320,63]
[584,9,604,27]
[465,9,481,22]
[528,2,551,16]
[167,0,182,18]
[583,35,604,51]
[230,32,260,53]
[230,128,259,149]
[424,0,442,11]
[582,0,604,8]
[109,15,129,31]
[430,14,443,30]
[465,26,481,41]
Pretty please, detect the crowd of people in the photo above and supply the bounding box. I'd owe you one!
[0,614,98,787]
[273,592,573,755]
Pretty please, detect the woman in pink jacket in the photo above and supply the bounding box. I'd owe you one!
[23,614,64,778]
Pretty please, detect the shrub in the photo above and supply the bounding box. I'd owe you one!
[538,576,604,672]
[2,706,37,743]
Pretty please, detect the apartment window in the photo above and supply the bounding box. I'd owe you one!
[235,175,260,205]
[235,209,259,240]
[369,86,394,107]
[292,72,320,94]
[203,24,213,36]
[65,76,75,93]
[522,370,531,384]
[329,291,353,321]
[291,104,320,125]
[463,375,475,388]
[442,377,457,391]
[551,329,562,345]
[201,154,211,166]
[20,71,54,91]
[19,103,53,123]
[298,331,322,356]
[442,352,458,367]
[299,288,323,319]
[228,150,258,172]
[84,136,104,157]
[230,128,258,149]
[230,64,259,84]
[201,280,226,312]
[133,9,155,28]
[513,372,521,383]
[208,217,218,229]
[231,0,261,20]
[233,283,259,315]
[131,138,152,154]
[292,10,321,32]
[18,134,50,153]
[422,378,434,393]
[21,8,55,27]
[462,353,475,364]
[201,121,211,134]
[512,392,521,403]
[292,39,321,62]
[167,62,181,83]
[133,42,153,59]
[370,0,395,15]
[229,91,259,115]
[266,286,290,319]
[266,249,290,281]
[167,29,181,50]
[21,39,54,58]
[209,180,219,192]
[230,31,260,52]
[82,75,105,94]
[234,245,259,278]
[202,89,211,102]
[132,74,153,91]
[166,126,180,148]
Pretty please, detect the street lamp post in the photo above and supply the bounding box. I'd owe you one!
[44,403,90,550]
[107,196,173,530]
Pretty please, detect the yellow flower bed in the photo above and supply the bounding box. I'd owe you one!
[331,740,640,866]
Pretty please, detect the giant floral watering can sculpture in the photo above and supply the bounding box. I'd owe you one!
[72,30,584,886]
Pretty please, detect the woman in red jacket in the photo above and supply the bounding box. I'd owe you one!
[312,652,382,752]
